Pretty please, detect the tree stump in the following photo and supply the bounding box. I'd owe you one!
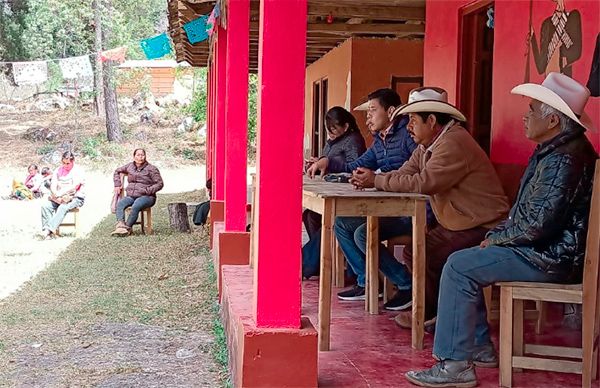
[168,202,190,232]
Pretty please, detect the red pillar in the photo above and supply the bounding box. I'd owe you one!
[253,0,307,328]
[214,25,228,201]
[224,0,249,232]
[210,52,217,184]
[206,63,213,182]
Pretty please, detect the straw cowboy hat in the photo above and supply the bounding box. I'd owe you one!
[511,72,596,131]
[393,87,467,122]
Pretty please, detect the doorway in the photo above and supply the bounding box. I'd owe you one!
[458,0,494,154]
[311,78,328,157]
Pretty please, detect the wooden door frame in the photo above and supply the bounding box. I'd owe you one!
[456,0,494,108]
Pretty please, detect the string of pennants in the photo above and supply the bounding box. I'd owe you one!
[1,3,220,86]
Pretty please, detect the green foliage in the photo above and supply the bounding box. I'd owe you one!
[247,74,258,146]
[182,148,197,160]
[44,62,63,92]
[187,71,258,149]
[20,0,94,60]
[0,0,167,61]
[0,0,29,60]
[36,144,55,155]
[186,68,208,124]
[81,135,102,159]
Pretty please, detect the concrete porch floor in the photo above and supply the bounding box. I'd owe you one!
[301,279,585,387]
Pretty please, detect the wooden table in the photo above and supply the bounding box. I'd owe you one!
[303,178,428,351]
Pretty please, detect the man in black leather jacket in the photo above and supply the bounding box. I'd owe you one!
[406,73,598,387]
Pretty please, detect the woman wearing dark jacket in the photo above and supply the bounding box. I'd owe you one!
[302,107,366,278]
[111,148,164,236]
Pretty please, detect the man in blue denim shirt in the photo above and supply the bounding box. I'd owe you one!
[307,89,434,308]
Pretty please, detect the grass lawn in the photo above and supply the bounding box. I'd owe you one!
[0,191,229,386]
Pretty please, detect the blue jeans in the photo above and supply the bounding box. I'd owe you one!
[301,222,356,279]
[41,197,84,233]
[433,245,560,361]
[116,196,156,227]
[334,216,412,288]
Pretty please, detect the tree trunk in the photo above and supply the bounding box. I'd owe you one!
[102,0,121,142]
[168,203,191,232]
[93,0,105,117]
[103,59,122,141]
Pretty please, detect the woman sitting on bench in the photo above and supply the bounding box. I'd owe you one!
[111,148,164,236]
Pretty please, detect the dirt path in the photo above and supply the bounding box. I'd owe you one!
[0,165,206,300]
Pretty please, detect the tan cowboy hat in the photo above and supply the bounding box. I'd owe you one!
[393,87,467,122]
[511,72,596,131]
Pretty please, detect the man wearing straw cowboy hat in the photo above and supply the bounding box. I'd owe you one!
[405,73,598,387]
[351,86,509,331]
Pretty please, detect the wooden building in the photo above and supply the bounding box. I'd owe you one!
[116,60,191,97]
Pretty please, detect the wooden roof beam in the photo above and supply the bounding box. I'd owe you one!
[308,4,424,22]
[307,22,424,35]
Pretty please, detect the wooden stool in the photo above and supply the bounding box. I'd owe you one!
[125,207,153,235]
[56,208,81,237]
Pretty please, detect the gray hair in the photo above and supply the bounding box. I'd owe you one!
[540,103,577,133]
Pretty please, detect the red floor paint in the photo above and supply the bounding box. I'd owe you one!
[301,279,587,388]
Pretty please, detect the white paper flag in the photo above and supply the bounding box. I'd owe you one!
[59,55,93,79]
[12,61,48,85]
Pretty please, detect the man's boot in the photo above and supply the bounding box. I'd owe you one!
[405,360,477,387]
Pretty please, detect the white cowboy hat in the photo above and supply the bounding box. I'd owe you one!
[352,100,369,111]
[393,87,467,122]
[511,72,596,131]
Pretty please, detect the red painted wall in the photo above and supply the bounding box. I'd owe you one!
[425,0,600,198]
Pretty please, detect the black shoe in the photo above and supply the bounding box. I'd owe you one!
[384,289,412,311]
[337,285,365,301]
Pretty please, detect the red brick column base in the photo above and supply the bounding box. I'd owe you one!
[209,200,225,247]
[216,232,250,298]
[221,265,318,387]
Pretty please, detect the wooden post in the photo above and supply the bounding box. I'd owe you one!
[224,0,249,232]
[318,200,334,350]
[253,0,307,329]
[366,216,379,314]
[214,25,228,201]
[412,200,426,349]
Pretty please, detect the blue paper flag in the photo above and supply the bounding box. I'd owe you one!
[183,15,209,44]
[140,33,172,60]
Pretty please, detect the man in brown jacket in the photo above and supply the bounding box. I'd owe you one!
[351,87,509,329]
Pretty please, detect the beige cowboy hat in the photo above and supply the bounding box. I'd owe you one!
[393,87,467,122]
[511,72,596,131]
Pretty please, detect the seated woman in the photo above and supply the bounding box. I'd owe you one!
[111,148,164,236]
[11,164,42,200]
[302,106,366,279]
[39,152,85,239]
